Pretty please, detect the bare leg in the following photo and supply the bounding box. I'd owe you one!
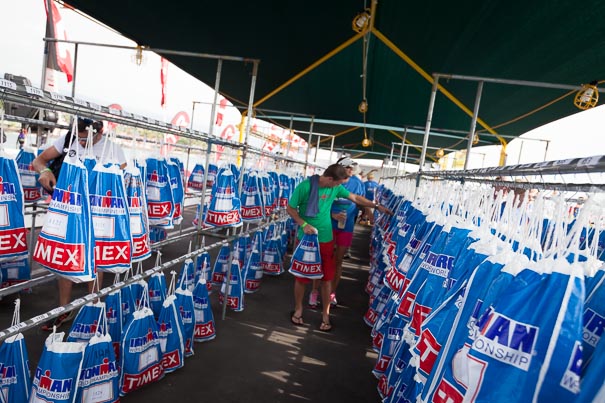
[294,280,306,318]
[58,277,73,306]
[332,244,347,295]
[320,280,331,324]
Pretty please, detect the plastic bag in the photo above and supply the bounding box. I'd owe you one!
[124,166,151,262]
[33,156,95,282]
[157,272,185,373]
[193,279,216,342]
[204,166,242,228]
[145,157,174,229]
[0,299,31,403]
[288,233,323,279]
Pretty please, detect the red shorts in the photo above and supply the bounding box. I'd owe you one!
[332,229,354,247]
[295,240,336,284]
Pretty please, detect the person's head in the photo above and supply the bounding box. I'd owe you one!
[76,117,104,145]
[321,164,349,187]
[367,173,374,180]
[336,156,358,178]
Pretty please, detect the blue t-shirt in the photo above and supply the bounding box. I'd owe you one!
[364,179,378,201]
[331,175,365,232]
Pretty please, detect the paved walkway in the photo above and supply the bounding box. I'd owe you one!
[0,221,379,402]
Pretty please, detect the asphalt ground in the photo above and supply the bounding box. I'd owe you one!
[0,209,380,402]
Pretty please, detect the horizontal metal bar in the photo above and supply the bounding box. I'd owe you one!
[43,38,258,63]
[434,73,585,91]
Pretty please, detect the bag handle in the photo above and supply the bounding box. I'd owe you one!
[168,270,177,296]
[11,298,21,327]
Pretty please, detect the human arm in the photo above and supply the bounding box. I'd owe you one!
[286,204,317,235]
[32,146,62,193]
[347,193,394,216]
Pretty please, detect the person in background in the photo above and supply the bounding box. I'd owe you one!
[287,163,392,331]
[361,171,379,225]
[327,157,365,307]
[32,117,127,330]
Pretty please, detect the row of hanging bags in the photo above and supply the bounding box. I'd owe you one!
[157,271,186,373]
[0,299,31,403]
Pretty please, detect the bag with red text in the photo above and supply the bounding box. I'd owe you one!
[0,299,31,403]
[67,300,104,344]
[157,272,185,373]
[204,166,242,228]
[33,155,94,282]
[289,233,323,280]
[243,242,263,293]
[148,272,167,320]
[0,156,28,263]
[260,173,275,217]
[211,243,231,288]
[31,330,85,403]
[219,260,245,312]
[15,147,44,202]
[186,163,205,191]
[75,305,119,403]
[174,277,195,358]
[145,157,174,228]
[277,173,291,208]
[206,163,218,188]
[119,283,164,396]
[124,165,151,262]
[193,278,216,342]
[167,158,184,226]
[89,163,132,274]
[241,171,264,222]
[262,237,283,276]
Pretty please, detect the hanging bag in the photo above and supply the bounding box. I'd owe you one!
[194,249,212,292]
[219,260,245,312]
[186,163,205,191]
[211,244,231,288]
[0,156,28,263]
[75,305,119,403]
[105,275,123,360]
[174,272,195,358]
[119,283,164,396]
[31,330,85,403]
[193,278,216,342]
[145,157,175,229]
[204,166,242,228]
[288,233,323,279]
[0,256,30,288]
[167,158,184,226]
[157,271,185,373]
[33,150,95,282]
[0,299,31,403]
[148,252,167,319]
[124,165,151,262]
[15,147,44,203]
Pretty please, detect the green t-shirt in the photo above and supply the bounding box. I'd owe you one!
[289,178,350,242]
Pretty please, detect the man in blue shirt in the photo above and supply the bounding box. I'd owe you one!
[362,172,379,225]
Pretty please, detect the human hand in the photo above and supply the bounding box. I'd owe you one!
[38,169,56,193]
[303,223,317,235]
[377,204,394,216]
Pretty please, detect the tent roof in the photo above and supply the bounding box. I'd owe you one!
[65,0,605,162]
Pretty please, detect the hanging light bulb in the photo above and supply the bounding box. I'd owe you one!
[472,132,480,145]
[362,137,372,147]
[574,82,599,110]
[131,45,147,66]
[352,10,371,33]
[358,100,368,113]
[436,148,445,158]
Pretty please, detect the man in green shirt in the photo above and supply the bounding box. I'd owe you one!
[287,163,392,331]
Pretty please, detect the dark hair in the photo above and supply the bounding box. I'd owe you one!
[322,164,348,180]
[77,118,103,133]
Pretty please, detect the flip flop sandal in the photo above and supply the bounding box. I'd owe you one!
[319,321,332,332]
[290,311,304,326]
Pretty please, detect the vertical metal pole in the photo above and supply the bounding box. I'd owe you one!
[463,81,483,170]
[418,76,439,172]
[544,140,550,162]
[196,60,223,248]
[517,140,524,164]
[314,135,320,163]
[285,115,294,159]
[208,60,223,139]
[388,143,395,178]
[403,144,410,172]
[304,118,314,175]
[394,142,404,186]
[330,136,335,163]
[71,43,79,98]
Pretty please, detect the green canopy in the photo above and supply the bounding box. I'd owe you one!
[65,0,605,162]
